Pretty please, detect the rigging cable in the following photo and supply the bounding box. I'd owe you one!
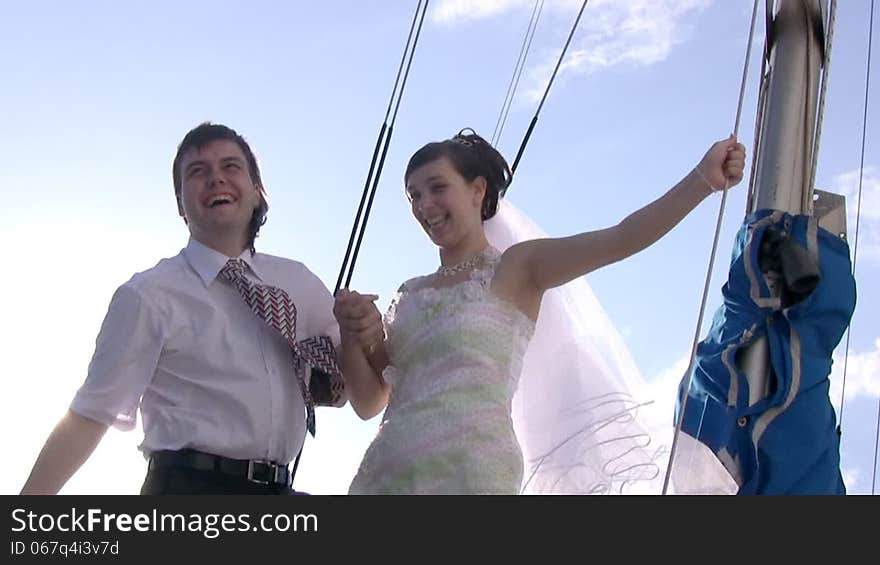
[662,0,762,495]
[509,0,591,177]
[845,0,876,495]
[491,0,545,147]
[334,0,430,294]
[838,0,873,451]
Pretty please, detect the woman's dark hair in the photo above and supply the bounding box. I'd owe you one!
[404,128,512,221]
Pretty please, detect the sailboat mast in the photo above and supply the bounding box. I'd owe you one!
[750,0,826,216]
[739,0,832,408]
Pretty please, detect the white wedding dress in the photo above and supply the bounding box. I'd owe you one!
[349,198,736,495]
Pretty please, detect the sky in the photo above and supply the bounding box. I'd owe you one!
[1,0,877,495]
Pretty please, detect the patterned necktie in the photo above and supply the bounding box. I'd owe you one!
[219,258,343,436]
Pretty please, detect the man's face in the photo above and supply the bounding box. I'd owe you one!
[176,139,262,247]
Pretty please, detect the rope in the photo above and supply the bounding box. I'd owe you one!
[661,0,762,495]
[492,0,545,147]
[510,0,591,176]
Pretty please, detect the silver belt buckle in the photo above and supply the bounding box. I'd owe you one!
[247,459,277,485]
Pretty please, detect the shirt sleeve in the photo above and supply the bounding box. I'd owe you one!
[300,267,346,407]
[303,268,341,348]
[69,282,165,430]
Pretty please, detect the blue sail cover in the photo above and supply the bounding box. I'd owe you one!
[676,209,856,494]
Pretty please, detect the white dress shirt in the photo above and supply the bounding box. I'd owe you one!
[70,238,342,464]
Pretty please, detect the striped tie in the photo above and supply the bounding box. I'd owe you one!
[219,258,343,436]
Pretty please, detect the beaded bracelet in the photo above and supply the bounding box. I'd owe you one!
[694,165,723,193]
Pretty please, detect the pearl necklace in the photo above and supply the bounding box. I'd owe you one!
[436,248,488,277]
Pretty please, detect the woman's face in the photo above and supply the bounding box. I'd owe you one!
[405,155,486,249]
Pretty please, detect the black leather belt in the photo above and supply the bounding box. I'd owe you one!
[148,449,292,487]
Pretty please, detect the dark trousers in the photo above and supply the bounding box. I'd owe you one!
[140,465,304,495]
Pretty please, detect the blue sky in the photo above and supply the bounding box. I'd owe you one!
[1,0,877,494]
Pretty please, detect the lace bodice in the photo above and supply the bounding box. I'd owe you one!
[382,247,534,405]
[348,246,535,494]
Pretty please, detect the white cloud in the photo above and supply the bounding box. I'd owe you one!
[432,0,712,100]
[569,0,710,68]
[640,354,691,437]
[842,466,860,490]
[830,166,880,261]
[648,336,880,425]
[830,338,880,404]
[644,337,880,494]
[526,0,711,99]
[635,354,742,495]
[431,0,533,23]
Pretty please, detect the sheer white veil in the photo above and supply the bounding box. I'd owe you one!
[484,198,737,495]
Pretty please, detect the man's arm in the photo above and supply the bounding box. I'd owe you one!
[21,282,164,494]
[20,410,110,495]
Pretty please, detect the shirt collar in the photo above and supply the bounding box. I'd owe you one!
[183,237,264,287]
